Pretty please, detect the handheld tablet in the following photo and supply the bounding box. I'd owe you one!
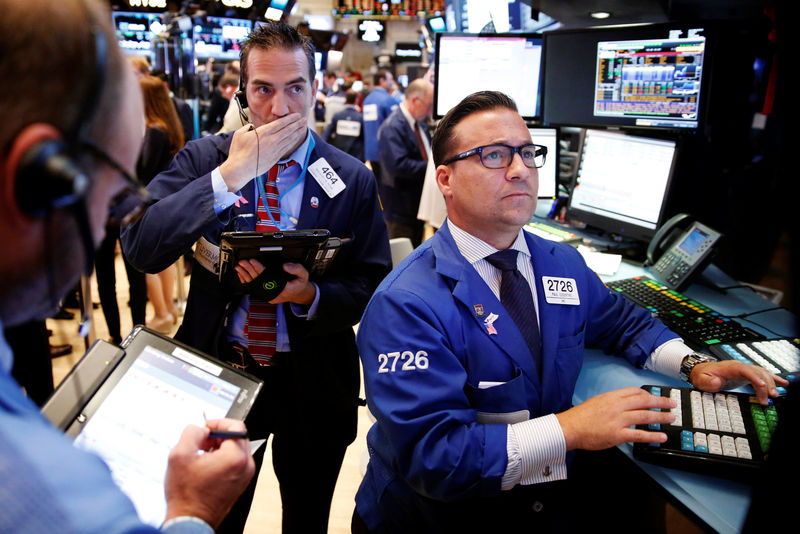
[42,326,262,527]
[218,229,342,297]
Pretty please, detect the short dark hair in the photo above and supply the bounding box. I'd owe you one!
[345,89,358,105]
[372,69,391,86]
[239,21,316,89]
[432,91,518,167]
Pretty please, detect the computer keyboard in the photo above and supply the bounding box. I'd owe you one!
[633,385,781,480]
[523,221,579,243]
[709,338,800,381]
[606,276,764,350]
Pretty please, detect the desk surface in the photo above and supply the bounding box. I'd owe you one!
[572,259,797,533]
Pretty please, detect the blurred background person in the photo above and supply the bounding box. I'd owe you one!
[137,75,185,332]
[322,88,364,161]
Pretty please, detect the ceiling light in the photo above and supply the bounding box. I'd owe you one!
[590,11,611,19]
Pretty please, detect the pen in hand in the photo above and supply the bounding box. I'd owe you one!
[203,410,249,440]
[207,429,249,440]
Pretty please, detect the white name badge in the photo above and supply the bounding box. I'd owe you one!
[336,119,361,137]
[307,158,346,198]
[363,103,378,122]
[542,276,580,305]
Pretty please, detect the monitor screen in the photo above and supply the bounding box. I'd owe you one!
[194,16,252,60]
[567,129,677,242]
[434,32,543,120]
[529,127,558,199]
[543,24,710,131]
[112,11,164,57]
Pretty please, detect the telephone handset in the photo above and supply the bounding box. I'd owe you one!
[645,213,723,291]
[234,89,250,124]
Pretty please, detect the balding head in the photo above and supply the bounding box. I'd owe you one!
[403,78,434,121]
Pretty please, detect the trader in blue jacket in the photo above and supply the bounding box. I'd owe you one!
[353,91,786,533]
[362,69,397,179]
[322,89,364,161]
[122,21,391,534]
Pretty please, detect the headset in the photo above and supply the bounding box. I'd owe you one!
[14,0,107,219]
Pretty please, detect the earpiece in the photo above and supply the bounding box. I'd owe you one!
[15,139,90,217]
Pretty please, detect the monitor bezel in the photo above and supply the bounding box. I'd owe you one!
[541,22,715,133]
[528,125,559,200]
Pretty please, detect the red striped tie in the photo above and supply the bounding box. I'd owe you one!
[245,161,294,365]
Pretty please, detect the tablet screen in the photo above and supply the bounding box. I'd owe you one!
[72,343,245,526]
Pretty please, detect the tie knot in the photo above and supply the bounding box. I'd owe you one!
[486,249,519,272]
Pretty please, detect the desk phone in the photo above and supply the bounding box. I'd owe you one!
[633,385,781,481]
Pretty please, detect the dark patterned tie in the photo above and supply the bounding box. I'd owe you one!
[486,249,543,374]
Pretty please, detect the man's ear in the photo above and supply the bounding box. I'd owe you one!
[2,123,63,225]
[435,164,452,198]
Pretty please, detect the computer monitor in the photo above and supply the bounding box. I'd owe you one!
[193,16,252,60]
[434,32,543,120]
[112,11,163,58]
[567,129,677,242]
[542,23,711,131]
[529,127,558,199]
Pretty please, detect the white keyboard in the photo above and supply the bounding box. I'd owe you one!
[710,337,799,384]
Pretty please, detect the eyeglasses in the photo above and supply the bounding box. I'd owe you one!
[442,143,547,169]
[78,140,150,227]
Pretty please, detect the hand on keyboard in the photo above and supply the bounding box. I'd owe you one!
[556,387,677,451]
[688,360,789,405]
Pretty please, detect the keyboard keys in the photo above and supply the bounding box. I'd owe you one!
[636,385,781,479]
[710,337,800,378]
[606,277,764,349]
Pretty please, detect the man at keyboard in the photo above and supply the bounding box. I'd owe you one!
[352,91,788,534]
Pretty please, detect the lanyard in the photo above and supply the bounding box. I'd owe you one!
[255,134,316,230]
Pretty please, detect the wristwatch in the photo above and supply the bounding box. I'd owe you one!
[680,353,717,383]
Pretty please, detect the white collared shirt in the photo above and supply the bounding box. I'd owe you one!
[446,219,691,489]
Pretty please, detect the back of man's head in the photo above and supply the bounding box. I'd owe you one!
[1,0,126,179]
[239,21,316,90]
[345,89,358,105]
[432,91,518,167]
[0,0,133,325]
[404,78,431,101]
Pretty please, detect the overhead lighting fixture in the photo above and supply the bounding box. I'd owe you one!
[590,11,611,19]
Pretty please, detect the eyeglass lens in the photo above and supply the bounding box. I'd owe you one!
[481,145,545,169]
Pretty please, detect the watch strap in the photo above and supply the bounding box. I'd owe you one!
[680,353,716,382]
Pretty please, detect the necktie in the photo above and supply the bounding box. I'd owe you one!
[245,161,294,365]
[485,249,543,374]
[414,122,428,161]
